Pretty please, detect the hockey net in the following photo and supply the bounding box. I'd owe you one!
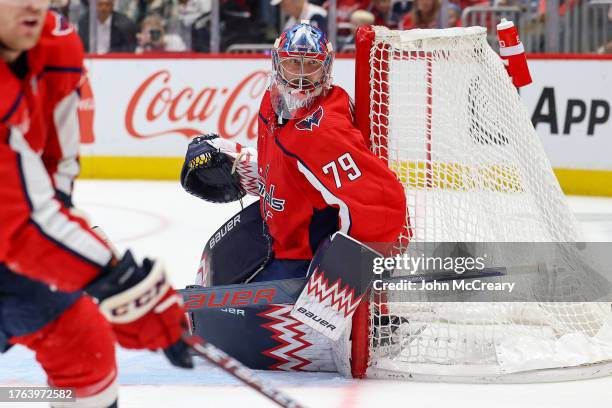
[351,25,612,382]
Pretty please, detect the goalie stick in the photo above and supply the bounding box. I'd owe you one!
[91,227,305,408]
[182,335,304,408]
[290,236,520,341]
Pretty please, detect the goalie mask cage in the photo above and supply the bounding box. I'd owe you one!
[351,25,612,382]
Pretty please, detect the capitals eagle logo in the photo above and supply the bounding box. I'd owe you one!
[295,106,324,131]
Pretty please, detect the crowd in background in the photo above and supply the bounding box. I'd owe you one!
[50,0,612,53]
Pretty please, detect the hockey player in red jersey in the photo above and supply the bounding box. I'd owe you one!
[181,22,406,283]
[0,2,192,406]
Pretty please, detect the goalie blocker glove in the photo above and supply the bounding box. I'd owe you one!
[85,251,193,369]
[180,134,259,203]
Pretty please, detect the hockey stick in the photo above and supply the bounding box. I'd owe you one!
[182,335,305,408]
[91,227,305,408]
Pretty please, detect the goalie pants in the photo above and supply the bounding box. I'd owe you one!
[0,264,118,407]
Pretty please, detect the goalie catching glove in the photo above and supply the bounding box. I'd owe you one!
[180,134,259,203]
[85,251,193,369]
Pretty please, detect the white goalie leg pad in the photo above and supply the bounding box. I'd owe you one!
[331,326,353,378]
[98,260,170,324]
[290,233,376,341]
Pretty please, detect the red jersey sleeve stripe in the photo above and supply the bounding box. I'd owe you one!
[43,65,83,74]
[296,161,352,235]
[51,91,80,196]
[274,137,352,235]
[9,127,111,269]
[1,91,24,123]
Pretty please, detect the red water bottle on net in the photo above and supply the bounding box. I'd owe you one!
[497,18,532,88]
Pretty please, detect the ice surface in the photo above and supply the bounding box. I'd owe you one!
[2,180,612,407]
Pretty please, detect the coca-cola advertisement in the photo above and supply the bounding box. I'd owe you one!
[81,57,355,158]
[81,56,612,174]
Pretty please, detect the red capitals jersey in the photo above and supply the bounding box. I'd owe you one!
[257,86,406,260]
[1,11,83,206]
[0,12,111,291]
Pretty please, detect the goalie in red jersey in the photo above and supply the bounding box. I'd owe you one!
[182,22,406,284]
[0,2,192,407]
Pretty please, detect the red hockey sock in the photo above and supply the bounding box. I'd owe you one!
[11,296,118,406]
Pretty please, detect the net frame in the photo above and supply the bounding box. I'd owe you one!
[351,25,612,383]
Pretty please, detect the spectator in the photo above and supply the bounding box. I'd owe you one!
[599,40,612,54]
[136,14,187,52]
[338,9,375,50]
[538,0,578,17]
[68,0,86,22]
[50,0,70,17]
[271,0,328,33]
[191,1,266,52]
[176,0,211,49]
[452,0,490,9]
[598,6,612,54]
[400,0,440,29]
[493,0,525,5]
[336,0,370,21]
[78,0,138,53]
[351,8,376,28]
[50,0,86,22]
[447,2,461,27]
[116,0,178,27]
[367,0,408,28]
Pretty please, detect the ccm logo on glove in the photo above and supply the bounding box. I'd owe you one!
[98,262,170,324]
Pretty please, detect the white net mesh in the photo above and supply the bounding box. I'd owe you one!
[364,26,612,382]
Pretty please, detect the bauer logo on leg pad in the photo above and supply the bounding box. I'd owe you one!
[295,307,336,331]
[290,232,380,340]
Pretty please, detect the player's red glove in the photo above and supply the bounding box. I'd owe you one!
[85,251,193,368]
